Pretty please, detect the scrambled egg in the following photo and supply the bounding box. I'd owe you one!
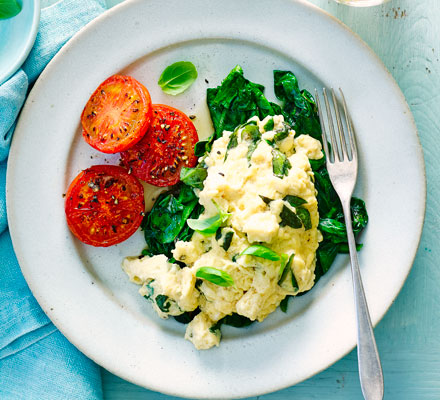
[123,115,323,350]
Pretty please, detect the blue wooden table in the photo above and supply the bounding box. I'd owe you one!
[98,0,439,398]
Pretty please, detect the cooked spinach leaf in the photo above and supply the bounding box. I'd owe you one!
[180,166,207,189]
[224,130,238,160]
[194,138,213,157]
[141,184,203,258]
[273,70,321,140]
[284,195,307,207]
[216,228,234,250]
[207,65,281,139]
[338,243,363,253]
[241,123,261,162]
[296,207,312,230]
[211,313,254,332]
[272,149,291,178]
[260,195,273,204]
[155,295,171,313]
[280,296,291,313]
[173,308,200,324]
[221,313,254,328]
[143,280,155,300]
[196,267,234,287]
[279,205,303,229]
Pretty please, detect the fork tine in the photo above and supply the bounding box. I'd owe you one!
[314,89,331,162]
[331,88,348,161]
[339,88,357,161]
[323,88,340,162]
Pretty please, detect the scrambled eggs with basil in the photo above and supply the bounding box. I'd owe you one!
[123,115,323,349]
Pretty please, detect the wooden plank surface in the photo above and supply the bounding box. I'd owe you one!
[101,0,440,398]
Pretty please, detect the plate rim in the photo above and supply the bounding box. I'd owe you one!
[0,0,41,85]
[6,0,426,397]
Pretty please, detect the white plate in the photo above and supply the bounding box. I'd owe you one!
[7,0,425,398]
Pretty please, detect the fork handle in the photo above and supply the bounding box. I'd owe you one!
[342,200,384,400]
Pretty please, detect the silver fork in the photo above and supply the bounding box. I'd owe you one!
[315,88,384,400]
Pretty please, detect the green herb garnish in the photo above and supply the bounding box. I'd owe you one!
[283,195,307,207]
[187,202,229,236]
[272,149,291,178]
[196,267,234,287]
[180,166,207,189]
[240,245,281,261]
[0,0,21,20]
[158,61,198,95]
[263,118,274,132]
[279,205,302,229]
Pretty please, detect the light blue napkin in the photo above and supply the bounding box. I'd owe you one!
[0,1,107,398]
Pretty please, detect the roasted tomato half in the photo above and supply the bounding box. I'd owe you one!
[65,165,145,247]
[120,104,199,187]
[81,75,153,153]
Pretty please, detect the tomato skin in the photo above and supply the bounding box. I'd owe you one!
[65,165,145,247]
[81,75,153,154]
[120,104,199,187]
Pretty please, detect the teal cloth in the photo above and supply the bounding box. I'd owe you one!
[0,1,107,399]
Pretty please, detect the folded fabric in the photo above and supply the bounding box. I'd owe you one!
[0,0,107,399]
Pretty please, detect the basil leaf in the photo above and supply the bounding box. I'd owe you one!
[187,202,229,235]
[240,245,281,261]
[158,61,198,95]
[187,214,223,235]
[196,267,234,287]
[180,166,207,189]
[279,205,302,229]
[273,122,290,142]
[241,124,261,162]
[278,253,293,284]
[278,253,289,279]
[0,0,21,20]
[296,207,312,230]
[291,267,299,290]
[272,149,291,178]
[224,130,238,160]
[284,195,307,207]
[263,118,274,132]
